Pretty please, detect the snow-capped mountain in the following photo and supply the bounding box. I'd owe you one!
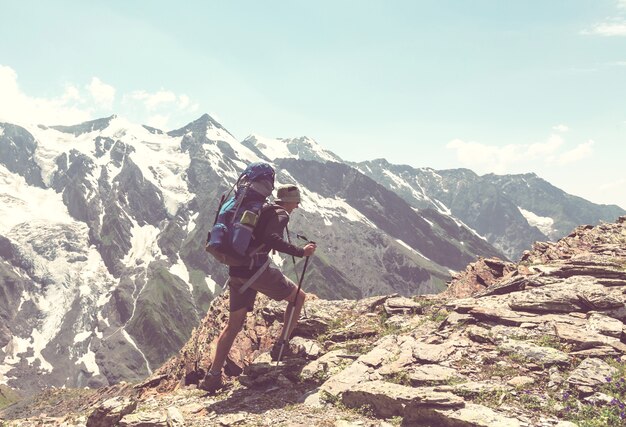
[351,159,625,260]
[242,134,342,164]
[0,114,502,396]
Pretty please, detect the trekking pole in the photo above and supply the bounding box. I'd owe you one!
[284,225,301,283]
[285,225,305,317]
[276,254,311,364]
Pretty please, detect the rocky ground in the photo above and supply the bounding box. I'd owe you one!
[1,217,626,426]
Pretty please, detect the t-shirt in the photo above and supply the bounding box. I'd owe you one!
[229,204,304,278]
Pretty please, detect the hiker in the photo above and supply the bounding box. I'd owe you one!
[201,184,316,393]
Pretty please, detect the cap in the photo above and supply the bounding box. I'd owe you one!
[275,185,301,204]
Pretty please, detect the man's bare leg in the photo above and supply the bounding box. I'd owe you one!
[209,306,248,374]
[281,287,306,341]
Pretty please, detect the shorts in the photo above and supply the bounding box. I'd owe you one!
[228,266,297,312]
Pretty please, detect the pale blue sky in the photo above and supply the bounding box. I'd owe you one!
[1,0,625,209]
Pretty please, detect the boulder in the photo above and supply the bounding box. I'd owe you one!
[320,360,377,398]
[407,365,464,386]
[587,312,624,338]
[86,396,138,427]
[300,349,352,382]
[412,342,456,364]
[383,297,422,315]
[409,402,522,427]
[118,412,167,426]
[166,407,185,427]
[498,340,569,366]
[357,335,400,368]
[341,380,464,419]
[567,357,618,389]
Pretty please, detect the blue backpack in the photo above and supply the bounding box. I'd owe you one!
[206,162,275,266]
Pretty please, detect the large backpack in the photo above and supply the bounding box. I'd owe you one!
[206,162,275,266]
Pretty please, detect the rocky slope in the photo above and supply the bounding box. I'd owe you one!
[2,216,625,426]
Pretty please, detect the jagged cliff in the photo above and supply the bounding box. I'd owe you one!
[1,217,626,426]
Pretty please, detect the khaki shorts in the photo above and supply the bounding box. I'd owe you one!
[228,266,296,312]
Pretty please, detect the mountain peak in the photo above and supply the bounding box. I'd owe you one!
[241,134,342,163]
[167,113,233,139]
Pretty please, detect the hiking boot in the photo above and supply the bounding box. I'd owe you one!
[270,339,296,361]
[199,370,223,394]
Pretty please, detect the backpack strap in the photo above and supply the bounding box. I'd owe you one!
[238,257,270,294]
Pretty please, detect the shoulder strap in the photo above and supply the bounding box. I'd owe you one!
[238,258,271,294]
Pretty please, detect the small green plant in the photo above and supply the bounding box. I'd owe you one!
[388,415,404,426]
[444,376,468,386]
[384,371,411,386]
[377,321,403,337]
[533,334,573,352]
[496,345,530,366]
[316,316,346,343]
[428,308,449,323]
[517,390,545,411]
[304,368,331,384]
[480,361,520,379]
[320,390,340,405]
[355,403,376,417]
[344,340,375,354]
[414,298,439,309]
[471,388,510,408]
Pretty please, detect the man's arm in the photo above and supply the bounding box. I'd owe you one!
[261,209,305,257]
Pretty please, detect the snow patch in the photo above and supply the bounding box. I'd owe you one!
[188,212,199,232]
[30,328,60,372]
[298,186,377,228]
[76,347,100,376]
[205,275,219,294]
[2,336,31,366]
[395,239,431,262]
[122,219,162,267]
[122,330,152,374]
[0,364,12,385]
[518,207,555,236]
[170,257,192,294]
[74,331,92,344]
[0,165,74,234]
[382,169,426,201]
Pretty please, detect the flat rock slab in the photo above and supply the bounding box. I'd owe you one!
[439,381,510,398]
[408,402,522,427]
[321,360,376,397]
[300,349,353,382]
[499,340,569,366]
[587,312,624,338]
[290,336,322,359]
[384,297,422,315]
[341,380,464,419]
[118,412,167,427]
[567,357,618,388]
[86,396,138,427]
[412,342,457,364]
[358,335,400,368]
[506,376,536,388]
[408,364,464,386]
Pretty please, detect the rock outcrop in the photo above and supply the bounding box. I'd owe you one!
[2,217,626,426]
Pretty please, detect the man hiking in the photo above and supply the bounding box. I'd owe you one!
[201,184,316,393]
